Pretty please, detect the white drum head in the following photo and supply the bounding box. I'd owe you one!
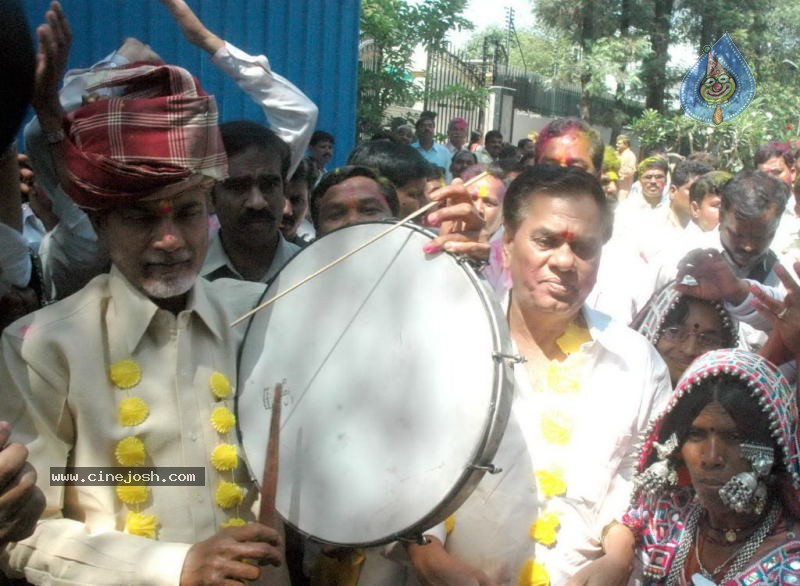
[237,222,513,546]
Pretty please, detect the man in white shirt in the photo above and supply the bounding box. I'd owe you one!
[404,165,671,586]
[1,4,286,583]
[674,170,792,351]
[443,117,468,154]
[755,142,798,257]
[615,134,637,201]
[24,0,317,298]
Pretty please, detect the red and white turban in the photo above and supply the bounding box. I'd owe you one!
[62,62,228,209]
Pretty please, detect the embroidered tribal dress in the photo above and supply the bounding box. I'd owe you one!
[624,487,800,584]
[624,349,800,586]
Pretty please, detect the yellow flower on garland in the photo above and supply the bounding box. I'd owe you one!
[545,361,582,395]
[115,436,146,466]
[118,397,149,427]
[445,514,456,534]
[555,321,591,355]
[221,517,247,528]
[210,406,236,434]
[535,468,567,499]
[216,480,244,509]
[540,411,574,445]
[126,511,159,539]
[518,558,550,586]
[109,359,142,389]
[210,444,238,471]
[530,512,561,547]
[116,484,149,505]
[209,372,232,399]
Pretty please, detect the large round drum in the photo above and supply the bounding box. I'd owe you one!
[236,221,514,547]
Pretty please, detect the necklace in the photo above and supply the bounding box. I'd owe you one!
[702,516,754,545]
[665,499,781,585]
[694,530,743,577]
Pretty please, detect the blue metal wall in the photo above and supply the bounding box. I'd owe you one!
[22,0,360,166]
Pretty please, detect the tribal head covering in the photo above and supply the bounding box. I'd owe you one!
[634,349,800,497]
[632,280,738,347]
[62,62,227,210]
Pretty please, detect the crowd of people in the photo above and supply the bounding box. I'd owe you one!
[1,1,800,585]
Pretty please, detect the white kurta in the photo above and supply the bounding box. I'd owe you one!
[0,269,289,585]
[358,307,671,585]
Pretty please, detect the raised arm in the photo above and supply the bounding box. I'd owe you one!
[160,0,318,177]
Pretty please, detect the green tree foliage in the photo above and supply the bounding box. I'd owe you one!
[461,26,574,80]
[631,1,800,172]
[358,0,472,137]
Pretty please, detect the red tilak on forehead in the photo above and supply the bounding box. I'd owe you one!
[562,230,575,243]
[157,199,173,215]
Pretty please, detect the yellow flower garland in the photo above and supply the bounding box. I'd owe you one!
[221,517,247,528]
[216,480,245,509]
[540,411,574,445]
[518,558,550,586]
[116,484,149,505]
[110,363,245,537]
[445,514,456,535]
[209,371,232,399]
[115,436,146,466]
[118,397,149,427]
[530,512,561,547]
[210,444,238,471]
[207,374,248,527]
[210,406,236,433]
[109,359,142,389]
[535,468,567,499]
[126,511,158,539]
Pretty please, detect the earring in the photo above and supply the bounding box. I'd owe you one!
[719,442,773,514]
[719,472,758,513]
[740,443,774,477]
[634,433,679,496]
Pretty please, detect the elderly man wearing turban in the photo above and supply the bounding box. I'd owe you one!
[0,3,286,585]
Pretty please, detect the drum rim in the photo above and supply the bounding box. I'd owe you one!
[235,220,515,546]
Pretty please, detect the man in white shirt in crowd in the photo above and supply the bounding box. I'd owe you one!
[755,142,798,257]
[443,117,468,154]
[615,134,637,200]
[675,170,792,351]
[1,2,287,584]
[401,165,671,586]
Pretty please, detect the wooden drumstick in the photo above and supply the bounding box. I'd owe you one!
[258,382,282,528]
[230,171,490,328]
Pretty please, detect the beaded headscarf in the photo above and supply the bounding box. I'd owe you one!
[633,280,738,347]
[633,349,800,499]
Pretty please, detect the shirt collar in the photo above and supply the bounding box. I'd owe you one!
[107,266,223,355]
[202,231,297,284]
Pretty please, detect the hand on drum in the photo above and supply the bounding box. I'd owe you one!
[423,179,490,262]
[752,261,800,362]
[408,537,499,586]
[180,522,282,586]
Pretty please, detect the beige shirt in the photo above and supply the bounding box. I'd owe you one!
[0,268,289,585]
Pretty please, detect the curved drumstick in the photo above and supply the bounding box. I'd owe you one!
[229,171,490,327]
[258,382,282,528]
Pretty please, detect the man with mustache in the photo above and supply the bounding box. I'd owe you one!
[675,170,792,351]
[0,3,288,584]
[202,121,301,283]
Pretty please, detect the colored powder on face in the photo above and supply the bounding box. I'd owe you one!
[157,199,173,216]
